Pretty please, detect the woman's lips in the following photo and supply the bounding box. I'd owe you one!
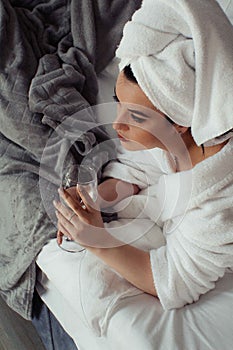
[117,133,129,142]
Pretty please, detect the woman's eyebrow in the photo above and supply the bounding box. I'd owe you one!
[113,86,150,118]
[127,108,150,119]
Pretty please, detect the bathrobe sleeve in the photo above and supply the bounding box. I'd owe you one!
[103,145,171,189]
[150,191,233,309]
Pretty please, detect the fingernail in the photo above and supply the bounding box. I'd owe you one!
[53,200,58,206]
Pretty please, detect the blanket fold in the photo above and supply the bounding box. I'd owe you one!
[0,0,142,319]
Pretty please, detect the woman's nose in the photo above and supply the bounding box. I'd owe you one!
[113,110,129,131]
[112,121,129,131]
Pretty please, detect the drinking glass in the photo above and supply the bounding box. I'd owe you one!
[58,164,98,253]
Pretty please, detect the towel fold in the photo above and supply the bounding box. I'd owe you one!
[116,0,233,146]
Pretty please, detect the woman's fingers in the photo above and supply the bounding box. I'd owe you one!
[57,220,72,239]
[54,196,81,222]
[54,203,73,226]
[55,208,78,241]
[76,185,97,212]
[55,209,73,233]
[57,230,64,245]
[58,188,87,216]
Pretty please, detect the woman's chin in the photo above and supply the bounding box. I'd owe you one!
[119,140,147,151]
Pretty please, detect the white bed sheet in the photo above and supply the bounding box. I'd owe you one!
[37,239,233,350]
[36,4,233,346]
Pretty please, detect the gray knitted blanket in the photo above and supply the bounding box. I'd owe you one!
[0,0,141,319]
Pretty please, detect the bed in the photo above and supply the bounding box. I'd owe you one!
[1,0,233,349]
[36,47,233,350]
[37,255,233,350]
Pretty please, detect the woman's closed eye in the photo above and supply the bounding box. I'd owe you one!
[112,94,147,123]
[130,113,146,123]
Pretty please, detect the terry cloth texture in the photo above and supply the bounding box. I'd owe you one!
[116,0,233,146]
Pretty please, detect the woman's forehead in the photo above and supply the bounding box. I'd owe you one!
[116,71,163,115]
[116,71,150,102]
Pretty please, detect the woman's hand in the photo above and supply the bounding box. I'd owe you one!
[53,188,157,297]
[53,186,105,248]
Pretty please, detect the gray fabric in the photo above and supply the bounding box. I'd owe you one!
[0,0,141,320]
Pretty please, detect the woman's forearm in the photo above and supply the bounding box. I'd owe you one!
[88,243,157,297]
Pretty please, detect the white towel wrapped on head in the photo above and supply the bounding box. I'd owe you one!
[116,0,233,146]
[217,0,233,23]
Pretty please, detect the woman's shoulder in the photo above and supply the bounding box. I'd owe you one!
[190,138,233,202]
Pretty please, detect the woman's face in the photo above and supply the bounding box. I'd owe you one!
[113,71,173,151]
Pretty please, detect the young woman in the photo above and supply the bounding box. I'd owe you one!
[53,0,233,321]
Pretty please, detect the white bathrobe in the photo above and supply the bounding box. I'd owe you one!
[101,145,176,250]
[150,139,233,310]
[37,138,233,337]
[103,139,233,310]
